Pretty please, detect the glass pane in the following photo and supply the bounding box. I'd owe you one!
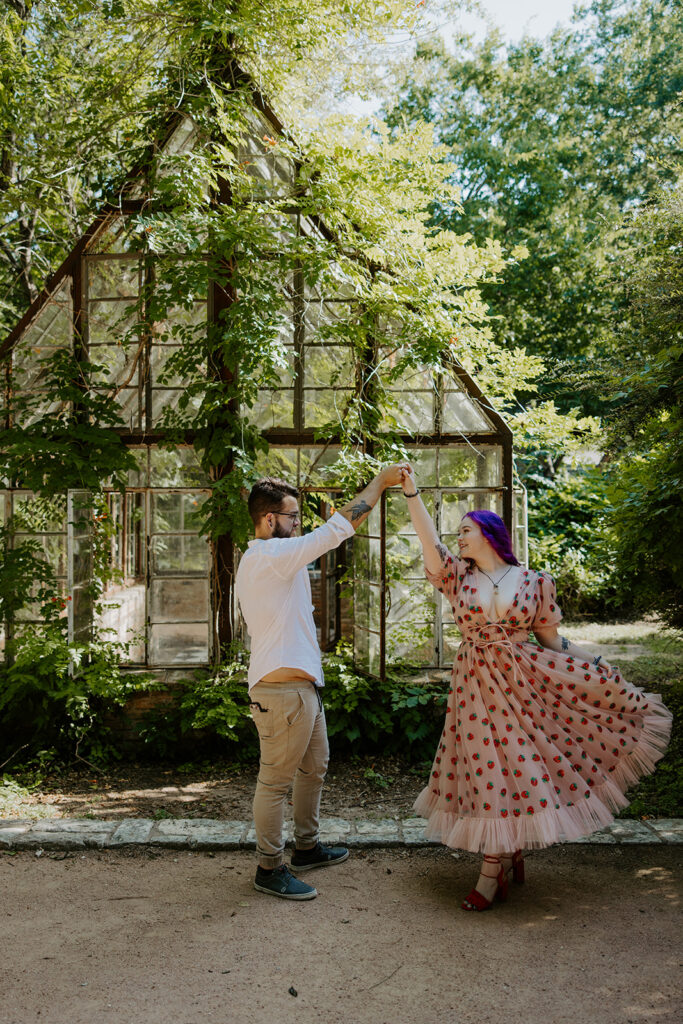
[150,339,206,387]
[513,488,528,567]
[385,533,424,576]
[97,581,146,662]
[353,535,381,576]
[13,533,68,576]
[442,387,493,432]
[303,299,351,339]
[12,284,72,391]
[152,492,207,533]
[150,259,208,310]
[353,626,380,677]
[386,622,433,666]
[236,112,296,189]
[88,300,141,385]
[304,346,354,388]
[387,580,435,625]
[353,581,381,632]
[86,257,139,300]
[299,447,342,488]
[251,388,295,430]
[126,449,149,488]
[101,386,143,431]
[386,390,434,432]
[304,389,353,429]
[150,578,208,622]
[71,586,92,641]
[151,534,210,574]
[149,622,209,665]
[152,387,202,423]
[441,491,503,533]
[125,493,146,577]
[406,448,437,486]
[438,447,502,488]
[12,493,66,532]
[378,353,432,392]
[254,447,298,481]
[88,216,143,255]
[442,623,463,661]
[150,447,209,487]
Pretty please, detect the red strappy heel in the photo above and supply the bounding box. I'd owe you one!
[511,849,525,884]
[461,855,508,912]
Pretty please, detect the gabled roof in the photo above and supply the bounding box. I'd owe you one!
[0,60,294,361]
[1,59,511,443]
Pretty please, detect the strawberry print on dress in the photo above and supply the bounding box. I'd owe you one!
[413,548,672,853]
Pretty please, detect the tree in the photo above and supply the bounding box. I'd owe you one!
[384,0,683,384]
[597,176,683,626]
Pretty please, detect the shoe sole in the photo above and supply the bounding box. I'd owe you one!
[290,850,350,873]
[253,881,318,900]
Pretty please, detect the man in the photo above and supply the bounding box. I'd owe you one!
[235,464,405,900]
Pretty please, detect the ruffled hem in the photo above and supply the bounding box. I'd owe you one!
[414,690,672,854]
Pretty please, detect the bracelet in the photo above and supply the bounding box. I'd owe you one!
[593,655,602,667]
[403,489,419,498]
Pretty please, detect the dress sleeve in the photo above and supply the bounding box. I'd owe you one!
[532,572,563,629]
[424,542,468,602]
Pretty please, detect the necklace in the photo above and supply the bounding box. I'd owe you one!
[477,564,514,592]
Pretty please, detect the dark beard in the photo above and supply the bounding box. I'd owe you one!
[272,520,293,539]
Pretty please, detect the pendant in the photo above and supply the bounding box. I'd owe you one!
[493,584,498,592]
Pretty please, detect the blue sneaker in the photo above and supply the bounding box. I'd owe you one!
[253,865,317,900]
[290,842,350,872]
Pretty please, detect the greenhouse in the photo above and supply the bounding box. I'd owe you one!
[1,75,522,681]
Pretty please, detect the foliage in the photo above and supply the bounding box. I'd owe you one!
[384,1,683,619]
[621,678,683,819]
[526,465,619,618]
[87,642,448,762]
[0,621,156,762]
[386,0,683,377]
[591,176,683,626]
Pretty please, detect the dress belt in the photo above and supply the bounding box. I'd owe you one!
[461,624,528,695]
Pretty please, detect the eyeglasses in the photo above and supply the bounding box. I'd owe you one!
[268,510,301,522]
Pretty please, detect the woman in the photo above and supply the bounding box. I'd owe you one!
[400,465,672,910]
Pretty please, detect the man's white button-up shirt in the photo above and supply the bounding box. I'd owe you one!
[235,511,355,690]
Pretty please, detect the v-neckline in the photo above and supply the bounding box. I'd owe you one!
[475,565,527,622]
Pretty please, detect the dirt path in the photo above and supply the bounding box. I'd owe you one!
[2,845,680,1024]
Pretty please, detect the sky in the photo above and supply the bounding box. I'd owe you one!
[343,0,583,118]
[458,0,580,43]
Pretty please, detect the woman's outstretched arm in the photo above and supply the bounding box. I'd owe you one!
[399,465,447,575]
[533,623,617,678]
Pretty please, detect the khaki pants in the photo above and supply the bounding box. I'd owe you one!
[249,680,329,869]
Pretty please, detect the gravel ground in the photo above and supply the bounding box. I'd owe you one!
[1,844,681,1024]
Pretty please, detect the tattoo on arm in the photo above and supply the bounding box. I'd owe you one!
[350,500,371,522]
[560,636,570,651]
[435,542,449,564]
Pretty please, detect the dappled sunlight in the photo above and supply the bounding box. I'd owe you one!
[624,990,679,1019]
[634,865,680,905]
[28,780,234,821]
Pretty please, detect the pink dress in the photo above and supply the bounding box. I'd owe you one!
[413,549,672,854]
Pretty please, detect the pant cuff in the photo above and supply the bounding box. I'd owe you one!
[257,849,285,869]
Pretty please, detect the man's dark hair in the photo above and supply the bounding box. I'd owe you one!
[248,477,299,526]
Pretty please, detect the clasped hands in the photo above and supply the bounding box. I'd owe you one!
[380,462,417,492]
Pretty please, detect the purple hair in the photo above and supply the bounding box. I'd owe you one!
[464,510,520,566]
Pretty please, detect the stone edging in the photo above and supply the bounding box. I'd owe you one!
[1,816,681,851]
